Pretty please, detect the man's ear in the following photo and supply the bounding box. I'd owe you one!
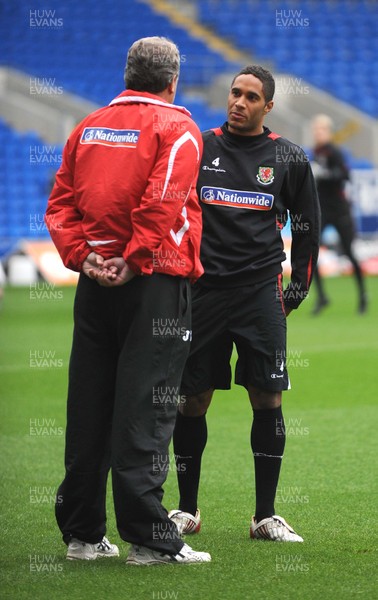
[264,100,274,114]
[168,75,179,96]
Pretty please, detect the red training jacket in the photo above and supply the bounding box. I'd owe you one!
[45,90,204,280]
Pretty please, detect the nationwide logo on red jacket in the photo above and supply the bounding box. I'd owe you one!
[80,127,140,148]
[201,186,274,210]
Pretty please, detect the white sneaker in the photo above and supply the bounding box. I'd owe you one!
[168,509,201,535]
[126,542,211,565]
[250,515,303,542]
[66,536,120,560]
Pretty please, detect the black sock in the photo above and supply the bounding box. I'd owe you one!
[251,406,286,523]
[173,411,207,516]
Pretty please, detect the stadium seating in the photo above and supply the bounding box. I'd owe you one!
[0,0,239,105]
[0,119,58,253]
[196,0,378,117]
[0,0,233,250]
[0,0,375,250]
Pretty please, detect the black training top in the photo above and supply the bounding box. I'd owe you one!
[196,123,321,309]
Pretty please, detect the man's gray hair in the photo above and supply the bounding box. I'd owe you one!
[125,36,180,94]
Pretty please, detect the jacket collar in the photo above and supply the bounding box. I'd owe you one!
[109,90,191,117]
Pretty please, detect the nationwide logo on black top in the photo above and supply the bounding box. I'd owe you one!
[80,127,140,148]
[201,186,274,210]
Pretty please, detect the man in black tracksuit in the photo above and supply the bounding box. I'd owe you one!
[310,114,367,314]
[169,66,320,542]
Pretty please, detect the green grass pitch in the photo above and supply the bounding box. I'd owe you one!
[1,276,377,600]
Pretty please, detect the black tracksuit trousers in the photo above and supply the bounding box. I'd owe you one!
[55,272,191,554]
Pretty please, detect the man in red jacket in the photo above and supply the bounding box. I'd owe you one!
[45,36,210,565]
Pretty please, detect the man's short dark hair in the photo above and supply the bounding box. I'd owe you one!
[125,36,180,94]
[231,65,275,103]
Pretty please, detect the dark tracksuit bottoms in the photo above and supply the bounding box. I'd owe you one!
[55,272,191,555]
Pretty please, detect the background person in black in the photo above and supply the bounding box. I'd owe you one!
[169,66,320,542]
[310,114,367,314]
